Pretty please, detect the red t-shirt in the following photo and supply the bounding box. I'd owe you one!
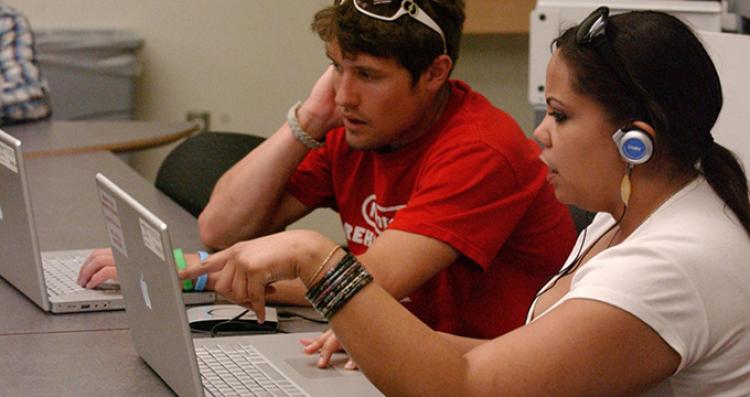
[288,80,576,338]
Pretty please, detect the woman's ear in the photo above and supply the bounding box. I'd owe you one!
[631,120,656,141]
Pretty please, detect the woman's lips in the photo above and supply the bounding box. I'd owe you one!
[540,156,559,182]
[546,169,559,183]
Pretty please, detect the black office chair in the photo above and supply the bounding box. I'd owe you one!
[155,131,265,217]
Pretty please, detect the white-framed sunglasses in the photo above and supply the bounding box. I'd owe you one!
[339,0,447,54]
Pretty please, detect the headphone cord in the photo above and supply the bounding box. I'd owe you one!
[209,309,250,337]
[531,203,628,309]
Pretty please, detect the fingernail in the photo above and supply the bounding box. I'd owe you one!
[345,361,356,370]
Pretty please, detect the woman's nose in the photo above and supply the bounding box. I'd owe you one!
[533,117,551,148]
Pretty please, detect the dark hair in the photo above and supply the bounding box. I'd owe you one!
[554,10,750,236]
[311,0,465,85]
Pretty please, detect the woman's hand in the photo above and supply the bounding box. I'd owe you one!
[179,230,339,322]
[300,329,359,370]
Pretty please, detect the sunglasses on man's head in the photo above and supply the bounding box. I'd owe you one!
[337,0,447,54]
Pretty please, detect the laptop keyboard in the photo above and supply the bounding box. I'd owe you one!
[196,344,308,397]
[42,252,89,296]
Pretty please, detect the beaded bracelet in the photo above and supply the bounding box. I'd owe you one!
[305,253,372,320]
[287,101,325,149]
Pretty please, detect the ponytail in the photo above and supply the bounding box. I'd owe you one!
[701,142,750,236]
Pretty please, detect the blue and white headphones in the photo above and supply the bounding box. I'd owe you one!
[612,127,653,165]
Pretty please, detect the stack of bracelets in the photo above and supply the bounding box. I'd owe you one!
[305,251,373,321]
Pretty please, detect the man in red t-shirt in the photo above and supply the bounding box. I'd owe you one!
[200,0,575,366]
[287,79,574,340]
[78,0,576,368]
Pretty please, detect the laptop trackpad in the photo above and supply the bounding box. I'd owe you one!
[284,356,354,378]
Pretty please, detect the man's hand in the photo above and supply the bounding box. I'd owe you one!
[77,248,118,289]
[296,66,343,139]
[78,248,217,289]
[300,329,358,370]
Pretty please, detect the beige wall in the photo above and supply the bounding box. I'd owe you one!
[11,0,533,241]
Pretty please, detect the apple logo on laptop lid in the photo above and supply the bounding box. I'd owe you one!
[139,272,152,310]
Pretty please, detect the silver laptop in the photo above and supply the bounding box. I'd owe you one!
[0,129,213,313]
[96,173,383,397]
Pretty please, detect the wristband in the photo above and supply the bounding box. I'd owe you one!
[197,250,209,262]
[194,274,208,292]
[287,101,325,149]
[194,250,209,292]
[173,248,193,291]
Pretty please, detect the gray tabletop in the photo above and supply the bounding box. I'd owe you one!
[0,330,174,396]
[6,120,198,158]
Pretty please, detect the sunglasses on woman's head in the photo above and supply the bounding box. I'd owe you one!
[575,7,643,102]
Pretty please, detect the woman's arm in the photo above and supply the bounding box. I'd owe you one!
[181,230,680,396]
[437,332,487,354]
[331,288,679,396]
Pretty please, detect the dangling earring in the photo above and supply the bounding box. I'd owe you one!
[620,165,633,207]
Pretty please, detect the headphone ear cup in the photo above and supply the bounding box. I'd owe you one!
[612,128,654,165]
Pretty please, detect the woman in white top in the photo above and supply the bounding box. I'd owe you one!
[183,6,750,396]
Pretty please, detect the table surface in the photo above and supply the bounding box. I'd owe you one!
[5,120,199,158]
[0,330,176,396]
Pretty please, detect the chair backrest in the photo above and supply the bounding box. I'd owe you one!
[568,205,594,235]
[155,132,265,217]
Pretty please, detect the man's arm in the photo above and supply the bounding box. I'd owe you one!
[265,228,457,306]
[197,129,314,249]
[198,67,341,249]
[356,229,458,299]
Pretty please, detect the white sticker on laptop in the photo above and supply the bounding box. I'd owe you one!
[139,218,165,261]
[99,189,128,258]
[0,140,18,173]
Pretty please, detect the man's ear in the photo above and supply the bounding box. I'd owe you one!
[421,54,452,91]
